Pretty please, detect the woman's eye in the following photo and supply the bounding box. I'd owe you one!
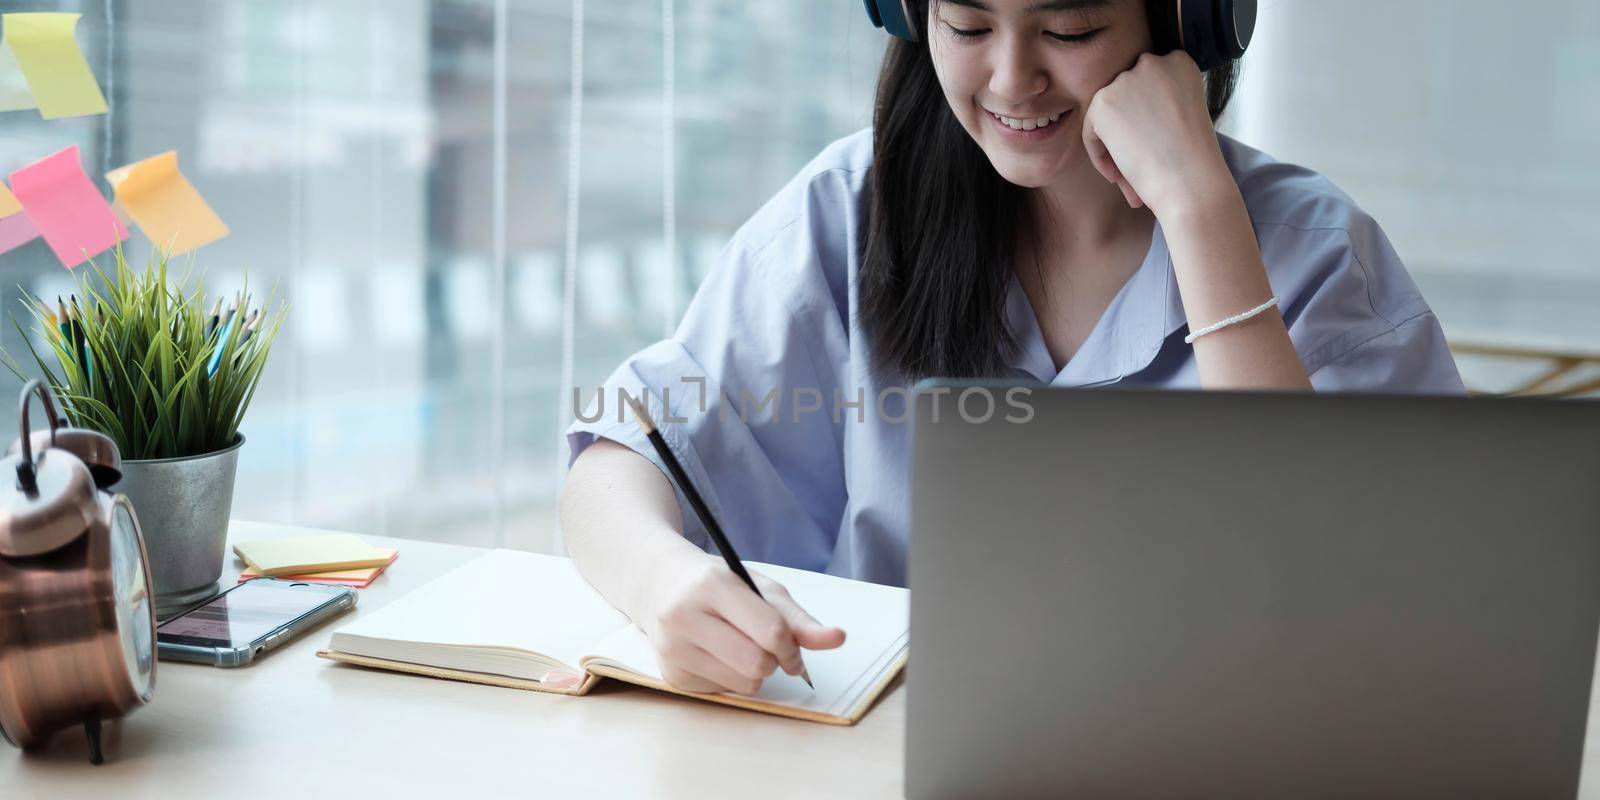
[1047,29,1103,44]
[945,23,989,39]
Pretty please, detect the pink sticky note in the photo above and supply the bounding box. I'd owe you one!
[0,211,37,255]
[8,144,126,269]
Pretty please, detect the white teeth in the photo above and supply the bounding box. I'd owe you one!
[992,111,1064,132]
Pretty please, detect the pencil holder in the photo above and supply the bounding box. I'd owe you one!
[111,435,244,615]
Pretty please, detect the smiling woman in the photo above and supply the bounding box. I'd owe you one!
[561,0,1464,696]
[865,0,1239,378]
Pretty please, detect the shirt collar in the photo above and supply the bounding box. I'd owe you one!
[1005,222,1189,386]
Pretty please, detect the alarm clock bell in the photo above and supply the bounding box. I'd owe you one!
[0,380,156,765]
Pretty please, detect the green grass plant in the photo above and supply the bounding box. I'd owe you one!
[2,243,284,460]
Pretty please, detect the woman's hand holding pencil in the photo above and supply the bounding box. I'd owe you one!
[633,548,847,696]
[621,393,846,695]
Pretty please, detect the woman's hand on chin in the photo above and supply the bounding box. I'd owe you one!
[1081,51,1236,218]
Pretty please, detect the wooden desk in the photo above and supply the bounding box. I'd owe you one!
[1,521,905,799]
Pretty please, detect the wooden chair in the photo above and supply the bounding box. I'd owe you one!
[1449,337,1600,399]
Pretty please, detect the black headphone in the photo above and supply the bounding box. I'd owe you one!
[861,0,1257,73]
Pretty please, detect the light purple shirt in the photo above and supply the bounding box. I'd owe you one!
[566,129,1466,588]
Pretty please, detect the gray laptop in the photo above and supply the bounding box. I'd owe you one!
[908,384,1600,799]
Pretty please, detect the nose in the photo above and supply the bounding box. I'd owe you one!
[988,35,1048,108]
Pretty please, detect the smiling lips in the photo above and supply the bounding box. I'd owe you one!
[987,108,1065,132]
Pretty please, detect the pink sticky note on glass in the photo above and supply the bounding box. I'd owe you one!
[0,211,37,255]
[8,144,126,269]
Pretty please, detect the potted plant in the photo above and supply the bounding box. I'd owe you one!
[3,243,284,615]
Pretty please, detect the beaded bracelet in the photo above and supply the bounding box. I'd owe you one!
[1184,296,1279,345]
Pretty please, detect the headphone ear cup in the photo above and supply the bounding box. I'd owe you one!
[1180,0,1226,72]
[1146,0,1182,56]
[863,0,884,28]
[867,0,918,42]
[1218,0,1256,61]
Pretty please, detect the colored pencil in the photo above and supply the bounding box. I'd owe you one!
[205,298,223,338]
[68,295,91,385]
[36,300,58,341]
[236,309,259,347]
[55,297,70,345]
[206,300,240,378]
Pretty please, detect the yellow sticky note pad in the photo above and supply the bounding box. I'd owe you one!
[1,13,107,119]
[234,534,394,578]
[105,151,229,256]
[238,549,399,587]
[0,181,21,218]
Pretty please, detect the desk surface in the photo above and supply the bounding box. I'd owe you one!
[1,521,905,799]
[14,522,1600,798]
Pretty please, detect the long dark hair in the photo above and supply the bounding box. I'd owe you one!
[859,0,1238,380]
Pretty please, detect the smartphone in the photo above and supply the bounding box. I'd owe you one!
[156,579,357,667]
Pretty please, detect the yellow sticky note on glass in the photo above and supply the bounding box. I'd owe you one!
[105,151,229,256]
[0,181,21,218]
[1,12,107,119]
[0,37,37,113]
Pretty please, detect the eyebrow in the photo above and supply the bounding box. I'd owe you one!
[939,0,1113,13]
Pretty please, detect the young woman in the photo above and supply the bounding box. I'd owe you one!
[559,0,1464,695]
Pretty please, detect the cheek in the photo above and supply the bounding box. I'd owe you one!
[932,51,985,112]
[1073,32,1149,94]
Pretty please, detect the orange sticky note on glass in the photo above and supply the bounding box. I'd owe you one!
[9,145,127,269]
[106,151,229,256]
[0,181,22,218]
[0,178,34,253]
[0,13,107,119]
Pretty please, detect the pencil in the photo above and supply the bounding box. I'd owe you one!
[229,309,261,369]
[36,300,57,340]
[237,308,259,346]
[206,301,239,378]
[56,297,70,345]
[624,394,815,691]
[205,298,223,337]
[68,295,91,385]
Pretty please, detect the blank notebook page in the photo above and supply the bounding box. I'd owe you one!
[329,549,633,670]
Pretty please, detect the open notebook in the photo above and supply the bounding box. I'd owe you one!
[317,549,909,725]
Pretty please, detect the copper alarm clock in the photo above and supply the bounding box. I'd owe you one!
[0,380,156,764]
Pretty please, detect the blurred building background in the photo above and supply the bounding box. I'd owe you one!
[0,0,1595,551]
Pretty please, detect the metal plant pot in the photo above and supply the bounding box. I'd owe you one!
[109,435,243,616]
